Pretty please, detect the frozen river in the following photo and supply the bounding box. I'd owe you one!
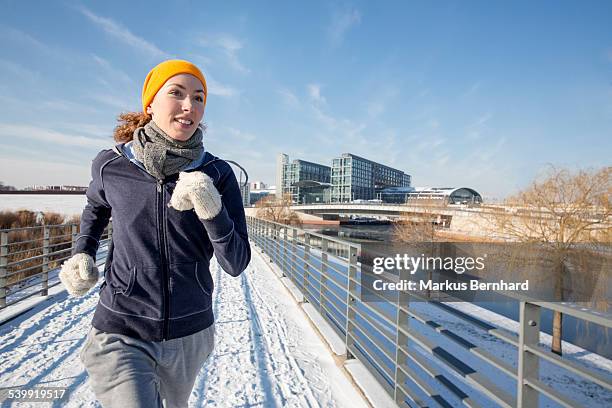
[0,194,87,217]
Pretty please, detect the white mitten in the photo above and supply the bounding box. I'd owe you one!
[169,171,222,220]
[59,253,99,296]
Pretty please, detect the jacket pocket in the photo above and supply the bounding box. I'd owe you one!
[110,266,136,296]
[107,265,163,320]
[169,261,213,319]
[195,262,214,296]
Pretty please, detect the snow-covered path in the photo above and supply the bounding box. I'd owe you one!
[0,247,367,408]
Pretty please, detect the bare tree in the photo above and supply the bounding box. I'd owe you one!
[488,166,611,355]
[255,194,302,226]
[393,199,447,243]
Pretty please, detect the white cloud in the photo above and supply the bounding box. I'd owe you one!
[416,137,446,151]
[366,101,384,118]
[225,127,257,142]
[39,98,100,114]
[78,6,168,58]
[0,25,48,51]
[89,93,136,110]
[0,58,40,81]
[0,123,112,149]
[91,54,134,84]
[466,113,492,140]
[206,77,239,97]
[55,123,113,139]
[199,34,249,74]
[307,83,327,104]
[463,81,483,98]
[329,8,361,46]
[277,88,300,108]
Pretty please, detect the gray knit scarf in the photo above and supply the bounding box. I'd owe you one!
[132,121,203,180]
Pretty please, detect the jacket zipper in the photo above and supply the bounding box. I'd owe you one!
[157,180,170,340]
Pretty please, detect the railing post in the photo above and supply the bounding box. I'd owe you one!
[267,223,273,262]
[282,227,287,277]
[71,224,78,250]
[320,239,328,314]
[393,264,410,404]
[517,302,541,407]
[273,224,279,264]
[107,220,113,242]
[345,244,357,359]
[253,218,258,244]
[266,223,271,259]
[291,229,298,284]
[0,231,8,309]
[303,233,310,301]
[270,223,275,262]
[41,226,49,297]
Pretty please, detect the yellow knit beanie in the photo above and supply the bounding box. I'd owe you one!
[141,59,207,113]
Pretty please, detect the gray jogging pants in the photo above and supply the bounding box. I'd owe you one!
[80,324,215,408]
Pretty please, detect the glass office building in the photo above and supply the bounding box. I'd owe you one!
[278,154,331,204]
[330,153,411,202]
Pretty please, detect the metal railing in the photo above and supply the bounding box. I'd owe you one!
[247,216,612,408]
[0,222,112,310]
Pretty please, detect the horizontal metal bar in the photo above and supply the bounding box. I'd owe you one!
[5,247,73,268]
[283,253,348,294]
[347,333,395,388]
[401,343,480,407]
[397,362,456,408]
[4,280,62,307]
[394,380,429,408]
[248,216,360,250]
[320,284,348,312]
[525,378,578,408]
[407,306,517,379]
[349,325,396,368]
[421,302,519,347]
[0,223,78,234]
[7,247,44,257]
[264,235,351,279]
[319,298,346,330]
[6,254,72,279]
[6,237,45,247]
[7,279,49,296]
[353,303,395,346]
[400,324,515,408]
[6,263,43,277]
[47,240,73,249]
[47,232,74,240]
[530,301,612,329]
[525,344,612,391]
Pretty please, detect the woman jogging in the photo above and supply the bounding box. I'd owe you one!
[59,59,251,407]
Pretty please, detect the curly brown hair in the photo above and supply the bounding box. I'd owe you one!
[113,112,152,143]
[113,112,208,143]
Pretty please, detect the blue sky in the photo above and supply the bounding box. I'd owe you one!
[0,1,610,198]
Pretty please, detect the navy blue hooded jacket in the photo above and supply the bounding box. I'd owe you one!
[74,145,251,341]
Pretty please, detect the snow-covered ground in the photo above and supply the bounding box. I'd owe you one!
[0,195,87,217]
[0,248,368,407]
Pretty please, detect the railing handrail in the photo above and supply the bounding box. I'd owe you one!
[246,215,612,408]
[253,216,362,250]
[0,221,112,310]
[0,222,80,234]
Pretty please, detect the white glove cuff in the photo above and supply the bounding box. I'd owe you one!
[59,253,98,297]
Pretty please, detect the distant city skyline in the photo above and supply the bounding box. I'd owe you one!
[1,1,611,198]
